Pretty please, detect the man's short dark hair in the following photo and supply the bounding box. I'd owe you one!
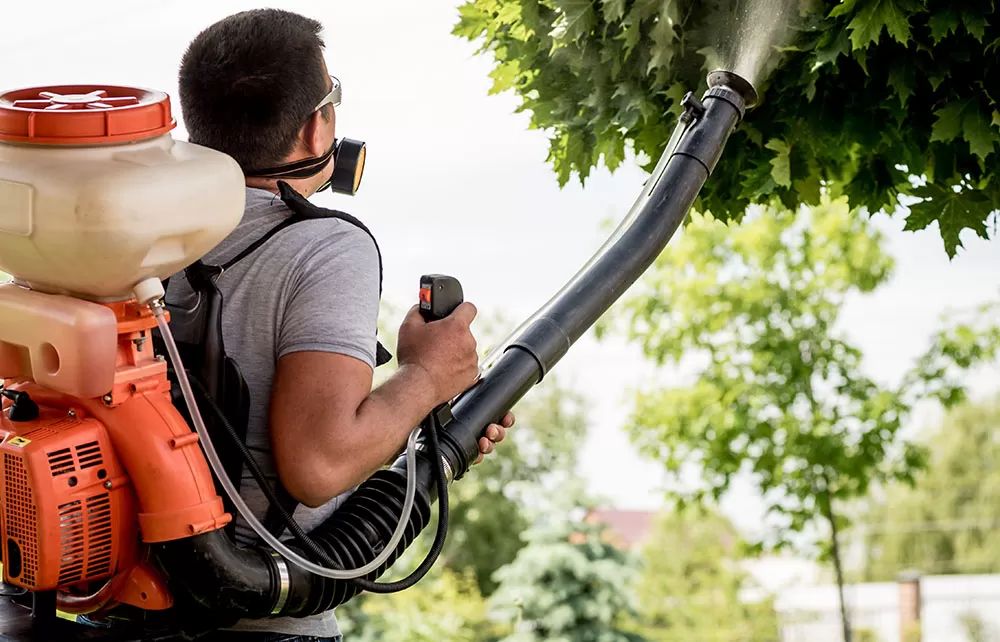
[179,9,328,172]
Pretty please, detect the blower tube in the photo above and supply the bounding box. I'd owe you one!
[150,70,757,623]
[438,72,757,480]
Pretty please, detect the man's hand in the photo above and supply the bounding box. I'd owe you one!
[396,303,479,404]
[474,412,515,464]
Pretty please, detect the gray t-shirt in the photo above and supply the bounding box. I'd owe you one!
[166,186,381,637]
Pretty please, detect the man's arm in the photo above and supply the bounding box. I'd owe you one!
[269,304,479,508]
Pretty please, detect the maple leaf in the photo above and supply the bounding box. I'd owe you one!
[814,29,851,67]
[927,9,960,42]
[549,0,596,43]
[930,100,997,161]
[765,139,792,187]
[930,101,966,143]
[646,16,677,74]
[452,3,489,39]
[844,0,912,49]
[904,184,993,258]
[887,63,914,108]
[600,0,626,23]
[963,106,998,161]
[962,11,987,41]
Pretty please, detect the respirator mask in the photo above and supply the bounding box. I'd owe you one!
[245,75,366,195]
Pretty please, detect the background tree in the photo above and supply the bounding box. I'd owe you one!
[604,198,999,642]
[442,380,587,593]
[375,309,588,593]
[490,518,643,642]
[861,396,1000,580]
[339,567,500,642]
[633,509,779,642]
[454,0,999,256]
[342,310,590,635]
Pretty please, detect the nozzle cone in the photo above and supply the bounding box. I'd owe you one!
[707,70,759,109]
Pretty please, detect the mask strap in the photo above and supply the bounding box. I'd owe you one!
[245,140,337,180]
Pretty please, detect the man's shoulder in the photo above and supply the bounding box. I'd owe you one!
[267,214,378,267]
[237,189,378,266]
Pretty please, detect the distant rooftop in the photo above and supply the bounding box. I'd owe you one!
[586,509,656,550]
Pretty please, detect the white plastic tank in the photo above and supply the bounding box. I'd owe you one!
[0,85,245,301]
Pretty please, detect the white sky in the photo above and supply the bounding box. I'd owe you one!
[3,0,997,536]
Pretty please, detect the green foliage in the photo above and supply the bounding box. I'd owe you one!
[862,397,1000,579]
[633,509,779,642]
[443,380,588,593]
[374,309,588,593]
[338,567,500,642]
[454,0,1000,256]
[337,377,589,637]
[958,611,990,642]
[608,199,999,554]
[853,629,881,642]
[907,302,1000,407]
[490,519,643,642]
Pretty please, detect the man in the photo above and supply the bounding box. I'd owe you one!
[172,9,513,641]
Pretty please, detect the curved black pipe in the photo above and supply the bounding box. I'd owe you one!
[153,530,278,631]
[152,72,756,626]
[155,462,437,626]
[439,80,751,477]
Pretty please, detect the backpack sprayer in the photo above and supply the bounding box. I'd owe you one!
[0,71,757,639]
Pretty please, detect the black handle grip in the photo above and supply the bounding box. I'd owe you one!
[419,274,464,321]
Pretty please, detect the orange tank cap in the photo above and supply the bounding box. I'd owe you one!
[0,85,175,145]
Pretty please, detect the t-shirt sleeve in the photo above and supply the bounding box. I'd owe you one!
[276,223,380,369]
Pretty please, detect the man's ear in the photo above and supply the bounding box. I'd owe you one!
[299,108,331,157]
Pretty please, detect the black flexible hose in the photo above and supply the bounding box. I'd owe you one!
[189,374,450,593]
[352,411,449,592]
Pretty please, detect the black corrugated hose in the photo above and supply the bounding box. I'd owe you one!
[190,376,450,594]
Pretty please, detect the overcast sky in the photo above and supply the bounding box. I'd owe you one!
[3,0,997,535]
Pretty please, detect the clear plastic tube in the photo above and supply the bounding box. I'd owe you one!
[152,303,419,579]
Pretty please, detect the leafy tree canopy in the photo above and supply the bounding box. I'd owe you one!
[339,568,497,642]
[454,0,1000,256]
[490,519,643,642]
[605,197,999,552]
[632,509,779,642]
[604,197,998,639]
[861,396,1000,580]
[612,199,914,546]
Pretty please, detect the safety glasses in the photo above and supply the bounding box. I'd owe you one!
[314,75,341,112]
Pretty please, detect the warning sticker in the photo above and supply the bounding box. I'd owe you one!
[7,437,30,448]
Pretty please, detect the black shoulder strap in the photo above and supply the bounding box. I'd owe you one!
[238,181,392,366]
[183,182,393,538]
[218,181,385,298]
[275,180,386,297]
[220,217,303,272]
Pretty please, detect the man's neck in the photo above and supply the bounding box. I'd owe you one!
[245,176,316,197]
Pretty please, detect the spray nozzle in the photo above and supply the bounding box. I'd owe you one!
[707,70,759,109]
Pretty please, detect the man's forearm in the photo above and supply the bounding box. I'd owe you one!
[356,363,440,456]
[272,305,480,508]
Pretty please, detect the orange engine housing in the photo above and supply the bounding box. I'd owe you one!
[0,292,232,614]
[0,410,136,591]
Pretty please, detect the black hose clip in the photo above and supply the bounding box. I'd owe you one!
[680,91,706,124]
